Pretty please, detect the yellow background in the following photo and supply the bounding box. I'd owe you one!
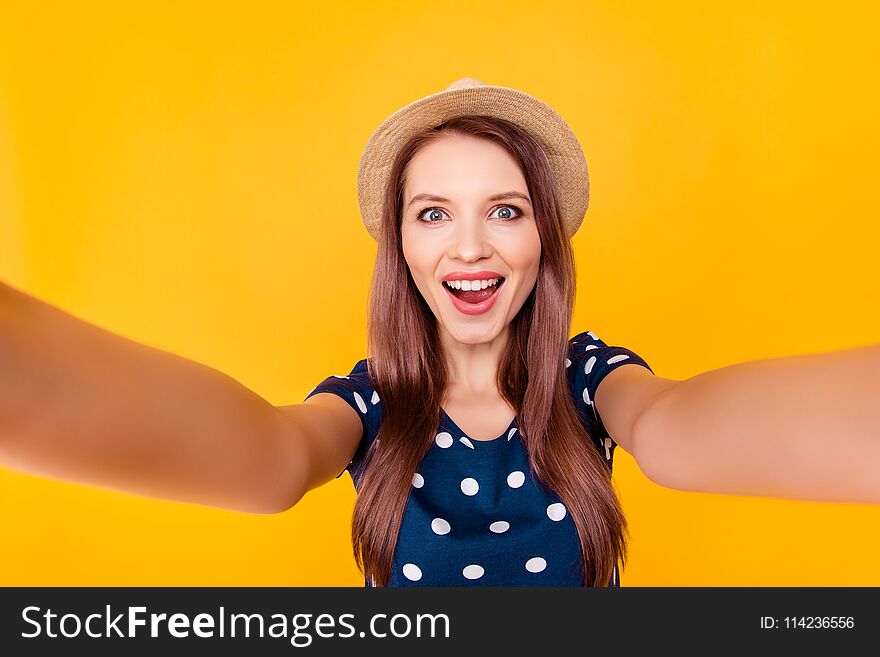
[1,0,878,585]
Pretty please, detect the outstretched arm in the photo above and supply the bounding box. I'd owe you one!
[633,343,880,504]
[0,279,310,514]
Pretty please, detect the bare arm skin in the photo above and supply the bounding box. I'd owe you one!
[632,344,880,504]
[0,280,359,514]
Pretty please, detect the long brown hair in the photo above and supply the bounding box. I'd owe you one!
[352,115,628,586]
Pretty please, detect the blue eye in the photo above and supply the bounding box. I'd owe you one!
[490,205,523,221]
[416,204,523,223]
[417,207,447,223]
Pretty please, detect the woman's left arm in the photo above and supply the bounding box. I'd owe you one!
[632,343,880,504]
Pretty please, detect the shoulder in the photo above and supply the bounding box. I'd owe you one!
[566,331,653,461]
[306,358,378,405]
[304,358,383,483]
[566,329,676,459]
[566,329,655,401]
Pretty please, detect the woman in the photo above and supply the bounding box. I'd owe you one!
[0,78,877,588]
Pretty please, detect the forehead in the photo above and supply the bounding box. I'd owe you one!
[404,133,528,200]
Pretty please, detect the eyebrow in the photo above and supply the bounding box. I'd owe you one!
[406,191,533,210]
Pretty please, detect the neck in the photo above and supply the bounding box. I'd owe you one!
[439,324,509,395]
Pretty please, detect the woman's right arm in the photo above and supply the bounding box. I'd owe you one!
[0,280,360,514]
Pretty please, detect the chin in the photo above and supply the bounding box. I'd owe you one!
[442,320,505,345]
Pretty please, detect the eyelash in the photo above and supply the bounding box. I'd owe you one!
[415,204,524,224]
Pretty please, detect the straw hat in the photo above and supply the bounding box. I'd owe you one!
[356,77,590,242]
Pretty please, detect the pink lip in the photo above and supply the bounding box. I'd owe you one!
[441,270,504,282]
[443,278,505,316]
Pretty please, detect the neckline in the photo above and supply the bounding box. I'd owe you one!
[439,408,518,446]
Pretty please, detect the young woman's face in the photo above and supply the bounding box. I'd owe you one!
[401,133,542,346]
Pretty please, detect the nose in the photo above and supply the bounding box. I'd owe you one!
[445,213,494,262]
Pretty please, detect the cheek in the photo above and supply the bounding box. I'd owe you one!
[508,233,542,279]
[402,235,438,292]
[507,241,541,301]
[401,233,422,275]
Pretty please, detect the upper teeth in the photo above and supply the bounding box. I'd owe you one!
[444,278,501,291]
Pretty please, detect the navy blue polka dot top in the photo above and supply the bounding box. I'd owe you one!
[304,330,653,587]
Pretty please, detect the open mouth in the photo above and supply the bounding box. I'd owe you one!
[442,277,506,305]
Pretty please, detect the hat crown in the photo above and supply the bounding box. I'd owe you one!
[444,77,487,91]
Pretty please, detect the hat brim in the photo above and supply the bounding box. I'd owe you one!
[357,83,590,241]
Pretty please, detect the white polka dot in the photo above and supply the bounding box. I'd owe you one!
[459,436,474,449]
[584,355,596,375]
[584,344,599,351]
[431,518,451,535]
[402,564,422,581]
[435,432,453,448]
[462,564,484,580]
[565,357,571,368]
[352,391,368,414]
[412,473,424,488]
[332,375,350,379]
[507,471,525,488]
[489,521,509,533]
[547,503,567,521]
[587,330,599,341]
[460,477,479,496]
[582,387,593,406]
[525,557,547,573]
[371,390,380,404]
[507,427,517,441]
[608,354,630,365]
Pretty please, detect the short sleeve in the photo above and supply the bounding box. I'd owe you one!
[566,330,654,464]
[303,358,383,486]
